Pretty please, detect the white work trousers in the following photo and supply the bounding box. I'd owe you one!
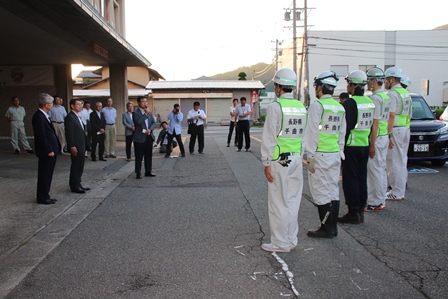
[268,153,303,249]
[367,135,388,206]
[104,124,117,156]
[10,121,31,151]
[308,152,341,205]
[387,127,410,198]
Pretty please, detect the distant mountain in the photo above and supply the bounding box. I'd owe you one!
[202,63,275,92]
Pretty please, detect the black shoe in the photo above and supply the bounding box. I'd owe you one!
[199,152,204,154]
[145,173,156,177]
[50,198,58,202]
[164,155,170,158]
[99,158,107,161]
[109,154,116,158]
[27,149,34,154]
[227,143,230,147]
[337,206,361,224]
[71,188,86,194]
[91,158,97,162]
[37,199,56,204]
[136,173,142,179]
[181,153,186,157]
[81,186,91,191]
[15,149,19,155]
[245,149,250,152]
[104,155,109,158]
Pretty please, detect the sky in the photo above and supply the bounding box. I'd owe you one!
[124,0,448,81]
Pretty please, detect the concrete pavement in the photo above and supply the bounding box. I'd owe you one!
[0,131,424,298]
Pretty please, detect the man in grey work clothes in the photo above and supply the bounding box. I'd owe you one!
[48,95,68,154]
[102,97,117,158]
[5,96,34,154]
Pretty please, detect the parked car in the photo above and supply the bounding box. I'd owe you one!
[408,93,448,166]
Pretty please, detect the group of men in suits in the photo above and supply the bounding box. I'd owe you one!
[32,94,90,204]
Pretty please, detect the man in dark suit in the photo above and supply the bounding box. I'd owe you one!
[65,98,90,193]
[89,101,107,162]
[133,96,156,179]
[32,93,61,204]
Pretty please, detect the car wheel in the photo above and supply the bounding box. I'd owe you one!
[431,160,446,167]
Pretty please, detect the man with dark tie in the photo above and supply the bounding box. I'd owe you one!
[65,98,90,193]
[133,96,156,179]
[89,101,107,162]
[32,93,61,204]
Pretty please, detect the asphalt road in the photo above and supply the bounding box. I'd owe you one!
[4,126,448,299]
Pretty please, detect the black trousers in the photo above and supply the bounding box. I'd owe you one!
[134,135,153,175]
[341,146,369,208]
[125,134,133,159]
[166,129,185,156]
[227,121,237,145]
[189,125,204,153]
[91,133,105,160]
[36,154,57,201]
[70,152,85,190]
[237,120,250,150]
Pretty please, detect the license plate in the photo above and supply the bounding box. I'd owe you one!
[414,144,429,152]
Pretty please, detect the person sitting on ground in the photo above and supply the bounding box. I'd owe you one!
[155,121,177,153]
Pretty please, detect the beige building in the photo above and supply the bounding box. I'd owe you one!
[146,81,265,127]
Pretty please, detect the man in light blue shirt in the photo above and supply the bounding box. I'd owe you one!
[101,97,117,158]
[49,95,67,154]
[165,103,185,157]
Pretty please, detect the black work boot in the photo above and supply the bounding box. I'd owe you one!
[337,206,361,224]
[307,203,334,238]
[331,201,340,236]
[358,206,365,223]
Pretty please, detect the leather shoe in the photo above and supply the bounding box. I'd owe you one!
[37,199,56,204]
[81,186,91,191]
[91,158,97,162]
[50,198,58,202]
[99,158,107,161]
[71,188,86,194]
[145,173,156,177]
[136,173,142,179]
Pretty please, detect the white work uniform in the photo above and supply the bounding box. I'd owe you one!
[367,91,389,206]
[261,93,304,250]
[386,85,410,198]
[303,95,346,206]
[5,105,33,151]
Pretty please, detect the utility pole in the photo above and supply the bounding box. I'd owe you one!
[303,0,309,107]
[271,39,282,72]
[292,0,297,99]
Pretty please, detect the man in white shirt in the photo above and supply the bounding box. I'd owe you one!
[187,101,207,154]
[227,98,238,147]
[5,96,34,154]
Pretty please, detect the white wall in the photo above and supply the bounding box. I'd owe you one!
[293,29,448,106]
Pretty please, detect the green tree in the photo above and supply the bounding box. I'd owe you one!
[238,72,247,80]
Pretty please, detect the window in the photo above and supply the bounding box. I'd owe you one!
[358,65,376,73]
[330,65,348,78]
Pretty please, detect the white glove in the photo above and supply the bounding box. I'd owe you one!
[307,157,315,173]
[339,150,345,160]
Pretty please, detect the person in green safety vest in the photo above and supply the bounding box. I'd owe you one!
[385,66,411,201]
[260,68,307,253]
[304,71,346,238]
[338,70,374,224]
[365,67,391,211]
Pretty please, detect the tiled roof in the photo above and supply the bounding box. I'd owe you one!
[146,80,265,90]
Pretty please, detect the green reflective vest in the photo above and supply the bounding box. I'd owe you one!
[316,97,345,153]
[391,87,411,127]
[376,91,391,136]
[273,98,307,160]
[346,96,375,147]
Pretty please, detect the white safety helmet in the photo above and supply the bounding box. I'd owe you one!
[384,66,403,79]
[313,71,339,87]
[400,75,411,87]
[273,68,297,86]
[345,70,368,85]
[366,67,385,80]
